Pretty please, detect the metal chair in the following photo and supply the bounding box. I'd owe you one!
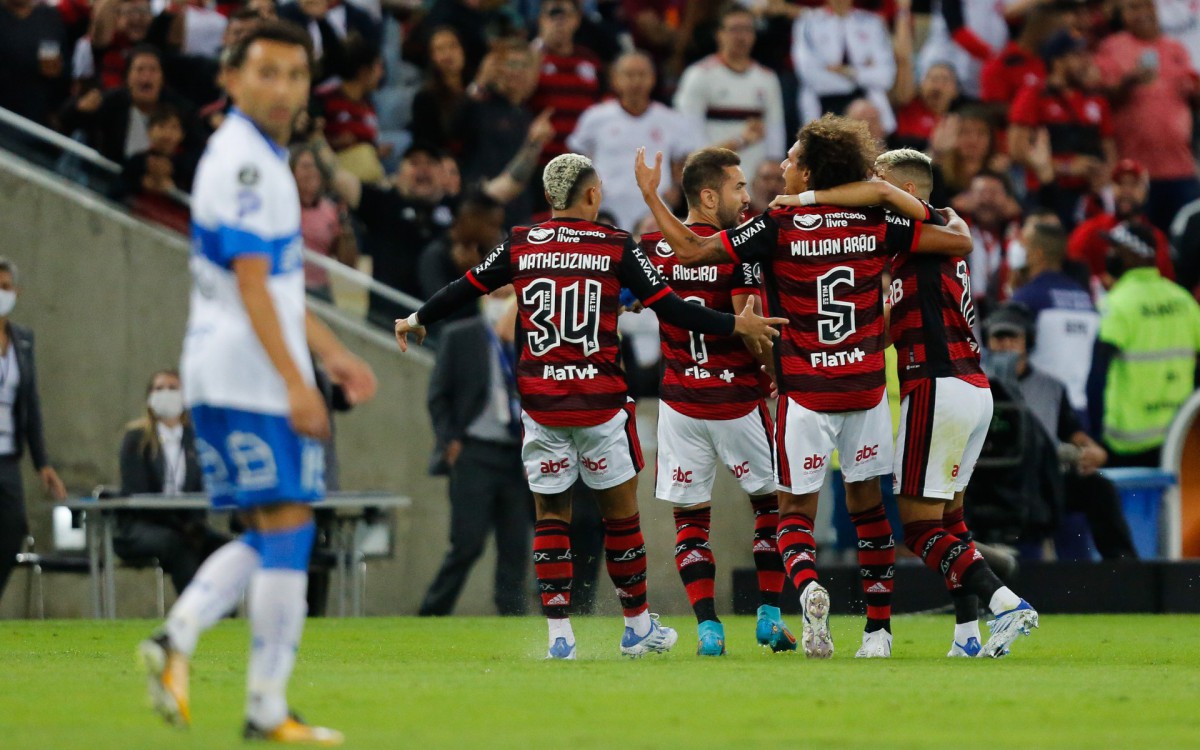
[14,508,91,619]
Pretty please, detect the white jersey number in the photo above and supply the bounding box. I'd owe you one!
[521,278,603,357]
[683,295,710,364]
[817,266,857,345]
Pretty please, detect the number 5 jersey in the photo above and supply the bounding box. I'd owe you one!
[718,205,921,413]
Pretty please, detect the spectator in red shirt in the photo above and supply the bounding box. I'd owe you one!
[1068,159,1175,294]
[317,34,384,155]
[1093,0,1200,232]
[89,0,152,91]
[529,0,602,167]
[1009,30,1116,229]
[979,5,1058,116]
[890,61,959,152]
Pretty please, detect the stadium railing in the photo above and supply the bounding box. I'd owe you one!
[0,105,428,346]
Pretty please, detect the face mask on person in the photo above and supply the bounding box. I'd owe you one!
[482,296,513,328]
[983,349,1021,383]
[0,290,17,317]
[148,388,185,420]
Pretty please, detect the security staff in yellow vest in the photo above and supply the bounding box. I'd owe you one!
[1088,222,1200,467]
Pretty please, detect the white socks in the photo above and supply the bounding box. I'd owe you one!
[954,621,981,645]
[548,617,575,647]
[625,611,652,638]
[165,539,261,657]
[245,569,309,730]
[988,586,1022,616]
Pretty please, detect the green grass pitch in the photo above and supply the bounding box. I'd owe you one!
[2,615,1198,749]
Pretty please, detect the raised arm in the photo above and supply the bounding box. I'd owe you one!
[634,148,731,266]
[312,138,363,209]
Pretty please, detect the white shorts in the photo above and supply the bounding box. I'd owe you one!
[893,377,993,500]
[521,404,643,494]
[775,394,893,495]
[655,401,776,504]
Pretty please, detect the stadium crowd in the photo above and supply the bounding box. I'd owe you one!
[2,0,1200,569]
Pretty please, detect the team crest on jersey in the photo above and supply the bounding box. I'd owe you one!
[529,226,555,244]
[237,165,260,186]
[794,213,824,231]
[654,239,674,257]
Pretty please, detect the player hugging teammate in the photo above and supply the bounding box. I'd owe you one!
[396,152,784,659]
[637,114,1038,659]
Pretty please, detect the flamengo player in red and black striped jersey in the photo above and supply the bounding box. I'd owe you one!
[639,147,797,655]
[872,148,1038,658]
[394,152,785,660]
[635,114,974,660]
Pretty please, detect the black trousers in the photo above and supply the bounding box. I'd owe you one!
[114,518,230,594]
[1064,471,1139,560]
[0,457,26,604]
[419,439,532,616]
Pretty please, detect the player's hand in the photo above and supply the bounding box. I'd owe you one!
[733,297,787,356]
[394,317,426,352]
[634,147,663,197]
[288,385,331,440]
[760,365,779,399]
[324,349,378,405]
[769,193,804,208]
[40,466,67,501]
[935,207,962,224]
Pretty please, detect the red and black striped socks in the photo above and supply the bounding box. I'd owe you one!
[533,519,572,620]
[777,512,818,595]
[751,495,785,607]
[673,506,718,624]
[942,506,981,626]
[604,513,649,622]
[851,504,895,633]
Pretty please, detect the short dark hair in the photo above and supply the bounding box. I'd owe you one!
[719,5,755,27]
[973,169,1015,197]
[148,104,182,128]
[681,148,741,208]
[226,19,313,71]
[340,32,380,80]
[795,114,877,191]
[1028,222,1067,265]
[127,44,163,71]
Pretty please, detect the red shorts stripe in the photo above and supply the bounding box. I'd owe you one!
[623,403,644,473]
[774,397,791,488]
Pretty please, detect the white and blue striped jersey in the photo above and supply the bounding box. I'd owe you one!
[181,110,313,416]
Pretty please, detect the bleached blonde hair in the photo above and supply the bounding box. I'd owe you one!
[543,153,596,210]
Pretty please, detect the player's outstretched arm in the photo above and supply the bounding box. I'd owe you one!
[635,147,731,267]
[649,293,786,356]
[306,312,378,405]
[912,207,973,256]
[395,276,491,351]
[770,180,928,221]
[235,257,330,440]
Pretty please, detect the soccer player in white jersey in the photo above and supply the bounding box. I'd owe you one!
[138,21,376,745]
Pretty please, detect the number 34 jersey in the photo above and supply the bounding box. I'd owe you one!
[639,224,763,421]
[466,217,673,428]
[720,205,920,413]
